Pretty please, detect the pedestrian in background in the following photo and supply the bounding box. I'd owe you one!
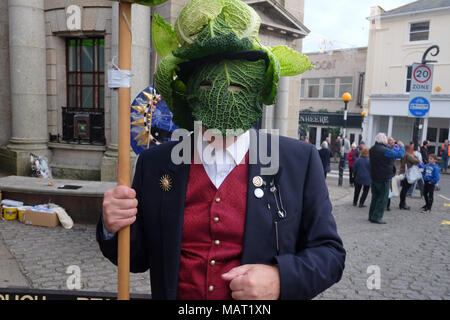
[353,141,365,159]
[421,140,430,165]
[319,141,333,179]
[407,146,424,198]
[387,137,395,149]
[368,133,405,224]
[353,147,371,208]
[421,154,440,213]
[399,144,421,210]
[338,136,351,186]
[347,143,357,187]
[440,139,449,173]
[332,137,341,162]
[341,136,351,167]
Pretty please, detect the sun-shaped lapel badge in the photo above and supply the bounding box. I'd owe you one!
[159,174,173,192]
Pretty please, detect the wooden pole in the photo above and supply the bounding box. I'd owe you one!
[117,1,132,301]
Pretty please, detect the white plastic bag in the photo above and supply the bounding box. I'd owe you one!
[406,165,421,184]
[30,153,52,179]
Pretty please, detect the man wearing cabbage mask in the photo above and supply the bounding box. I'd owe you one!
[98,0,345,300]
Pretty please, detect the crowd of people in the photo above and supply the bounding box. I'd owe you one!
[318,133,442,225]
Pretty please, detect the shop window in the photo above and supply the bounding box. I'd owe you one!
[309,127,317,145]
[338,77,353,97]
[321,128,329,143]
[409,21,429,42]
[439,128,449,143]
[427,127,437,142]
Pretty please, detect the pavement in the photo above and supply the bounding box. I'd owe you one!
[0,167,449,299]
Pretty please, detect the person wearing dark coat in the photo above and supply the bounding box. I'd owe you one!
[352,147,371,207]
[368,133,405,224]
[319,141,333,178]
[98,129,346,300]
[421,140,430,165]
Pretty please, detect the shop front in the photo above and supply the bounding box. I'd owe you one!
[363,95,450,154]
[299,112,363,149]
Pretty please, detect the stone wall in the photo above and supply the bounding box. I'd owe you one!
[0,1,11,147]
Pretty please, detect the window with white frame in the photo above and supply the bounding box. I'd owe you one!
[300,77,354,99]
[307,79,320,98]
[409,21,429,42]
[323,78,336,98]
[338,77,353,97]
[300,78,305,98]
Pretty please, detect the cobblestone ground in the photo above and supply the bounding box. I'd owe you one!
[316,180,450,300]
[0,221,150,294]
[0,176,449,299]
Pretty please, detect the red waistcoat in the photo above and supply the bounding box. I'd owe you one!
[177,155,248,300]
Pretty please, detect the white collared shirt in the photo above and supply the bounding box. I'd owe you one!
[196,130,250,189]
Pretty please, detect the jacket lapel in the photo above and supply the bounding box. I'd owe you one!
[241,129,280,264]
[159,139,191,299]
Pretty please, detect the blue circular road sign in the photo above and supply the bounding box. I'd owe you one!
[409,96,430,117]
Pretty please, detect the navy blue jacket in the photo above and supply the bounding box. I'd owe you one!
[353,157,371,186]
[96,130,346,300]
[318,147,333,173]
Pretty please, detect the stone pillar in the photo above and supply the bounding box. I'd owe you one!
[101,2,119,182]
[367,115,374,146]
[421,117,428,144]
[101,3,150,182]
[1,0,48,175]
[0,0,11,148]
[274,76,290,137]
[387,116,394,138]
[316,126,322,148]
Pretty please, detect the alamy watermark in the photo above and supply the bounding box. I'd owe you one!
[171,121,280,176]
[66,5,82,31]
[66,265,81,290]
[366,265,381,290]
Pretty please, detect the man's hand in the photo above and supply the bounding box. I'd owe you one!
[221,264,280,300]
[397,141,404,147]
[102,185,138,234]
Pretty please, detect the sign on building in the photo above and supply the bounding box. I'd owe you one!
[408,63,433,118]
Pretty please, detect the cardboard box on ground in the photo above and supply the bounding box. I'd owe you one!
[1,199,72,229]
[23,207,60,228]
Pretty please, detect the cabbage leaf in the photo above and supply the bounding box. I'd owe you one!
[154,53,186,109]
[271,45,315,76]
[186,59,267,134]
[173,12,253,61]
[174,0,260,47]
[152,14,179,58]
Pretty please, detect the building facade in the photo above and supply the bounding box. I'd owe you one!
[364,0,450,154]
[298,47,367,148]
[0,0,308,181]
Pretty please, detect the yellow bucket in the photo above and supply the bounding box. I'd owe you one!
[17,206,32,223]
[3,206,18,220]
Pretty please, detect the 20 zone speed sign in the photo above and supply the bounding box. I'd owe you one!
[411,63,433,93]
[413,65,432,83]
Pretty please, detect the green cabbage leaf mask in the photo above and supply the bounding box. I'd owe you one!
[186,59,266,136]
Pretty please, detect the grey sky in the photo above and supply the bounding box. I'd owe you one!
[302,0,416,53]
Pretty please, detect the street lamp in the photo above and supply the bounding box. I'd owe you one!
[338,92,352,186]
[342,92,352,139]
